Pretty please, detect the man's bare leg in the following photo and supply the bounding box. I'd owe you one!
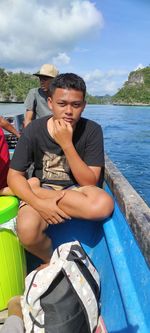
[8,296,22,319]
[0,296,24,333]
[30,179,114,220]
[17,178,113,262]
[60,186,114,220]
[17,205,51,263]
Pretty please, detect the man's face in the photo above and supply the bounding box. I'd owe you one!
[48,88,86,129]
[39,76,52,92]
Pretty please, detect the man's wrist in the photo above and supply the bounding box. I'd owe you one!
[25,194,41,209]
[62,142,73,151]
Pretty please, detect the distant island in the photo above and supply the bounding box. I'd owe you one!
[0,66,150,105]
[112,66,150,105]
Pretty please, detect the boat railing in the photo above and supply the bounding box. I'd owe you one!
[104,153,150,267]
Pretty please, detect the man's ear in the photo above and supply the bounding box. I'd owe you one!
[47,97,53,110]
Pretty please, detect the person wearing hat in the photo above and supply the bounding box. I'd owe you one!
[24,64,59,127]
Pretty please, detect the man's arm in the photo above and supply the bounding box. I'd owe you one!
[7,169,39,205]
[0,116,20,138]
[24,110,34,127]
[63,145,100,185]
[53,119,101,186]
[7,168,70,223]
[24,88,36,127]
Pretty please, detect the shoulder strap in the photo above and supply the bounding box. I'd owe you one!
[63,242,100,333]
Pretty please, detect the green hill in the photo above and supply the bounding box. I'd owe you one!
[1,66,150,105]
[112,67,150,105]
[0,67,111,104]
[0,68,39,102]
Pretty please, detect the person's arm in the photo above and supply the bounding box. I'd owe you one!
[24,89,36,127]
[7,169,70,223]
[63,145,100,185]
[7,169,38,205]
[24,110,34,127]
[53,119,101,186]
[0,116,20,138]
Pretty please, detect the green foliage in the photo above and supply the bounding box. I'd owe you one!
[0,67,112,104]
[112,67,150,105]
[1,66,150,105]
[0,68,39,102]
[86,93,112,104]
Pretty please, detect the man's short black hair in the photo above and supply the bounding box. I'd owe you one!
[50,73,86,99]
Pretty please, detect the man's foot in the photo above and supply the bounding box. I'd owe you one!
[8,296,22,319]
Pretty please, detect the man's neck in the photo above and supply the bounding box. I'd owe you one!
[47,117,54,138]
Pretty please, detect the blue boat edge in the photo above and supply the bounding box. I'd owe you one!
[46,154,150,333]
[99,154,150,333]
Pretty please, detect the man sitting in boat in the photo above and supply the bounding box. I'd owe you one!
[7,73,114,263]
[24,63,59,127]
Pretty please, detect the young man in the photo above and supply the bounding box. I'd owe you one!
[8,73,114,263]
[24,63,59,127]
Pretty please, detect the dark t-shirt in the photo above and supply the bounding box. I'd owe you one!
[10,116,104,187]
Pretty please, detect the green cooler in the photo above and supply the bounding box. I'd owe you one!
[0,196,26,310]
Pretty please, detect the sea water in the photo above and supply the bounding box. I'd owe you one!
[0,103,149,207]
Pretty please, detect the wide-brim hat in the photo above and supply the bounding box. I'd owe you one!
[33,64,59,78]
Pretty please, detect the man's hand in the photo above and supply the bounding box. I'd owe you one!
[35,191,71,224]
[53,119,73,149]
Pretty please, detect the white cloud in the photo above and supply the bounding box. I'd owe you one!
[0,0,103,70]
[53,53,70,66]
[84,69,104,82]
[107,69,129,77]
[84,68,128,95]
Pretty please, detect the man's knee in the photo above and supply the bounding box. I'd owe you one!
[95,191,114,219]
[85,189,114,220]
[16,214,45,246]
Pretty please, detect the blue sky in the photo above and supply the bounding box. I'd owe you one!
[0,0,149,95]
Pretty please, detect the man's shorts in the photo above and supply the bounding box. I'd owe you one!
[42,183,82,191]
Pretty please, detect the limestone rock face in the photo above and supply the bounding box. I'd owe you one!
[112,66,150,105]
[127,72,144,86]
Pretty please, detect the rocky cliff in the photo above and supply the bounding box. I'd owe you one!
[112,67,150,105]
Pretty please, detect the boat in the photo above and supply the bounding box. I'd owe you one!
[3,113,24,158]
[0,115,150,332]
[47,154,150,333]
